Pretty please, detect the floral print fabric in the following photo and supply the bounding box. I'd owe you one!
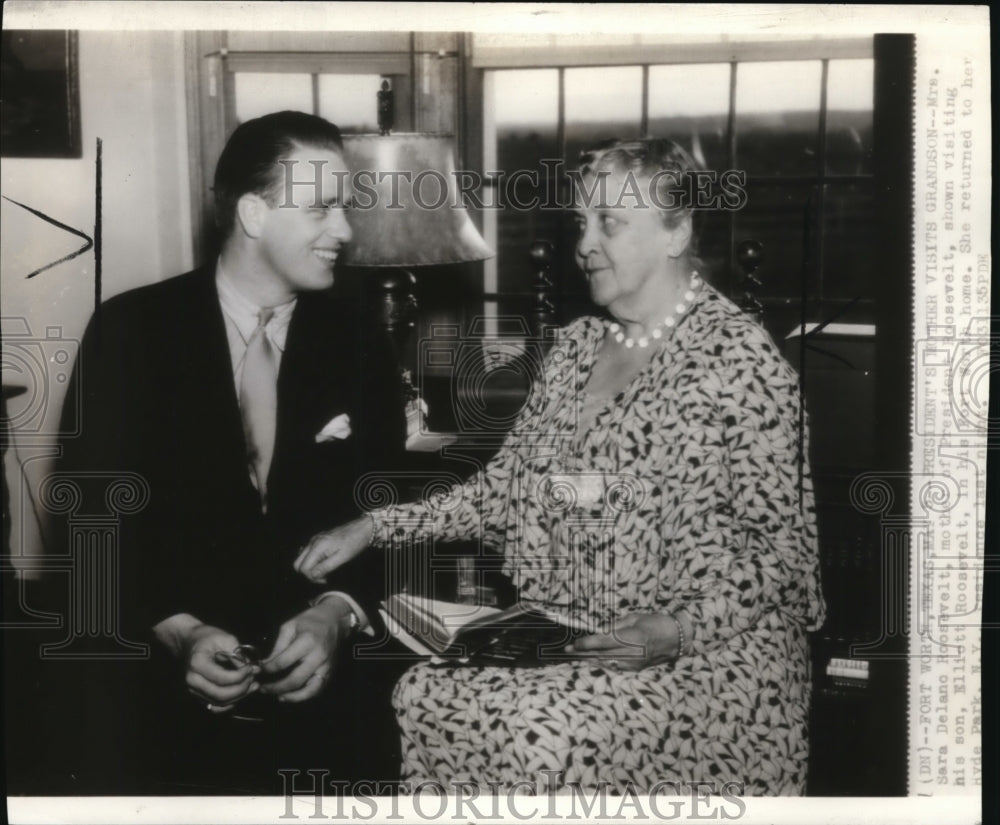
[370,286,825,793]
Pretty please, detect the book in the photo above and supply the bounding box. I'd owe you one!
[380,593,584,666]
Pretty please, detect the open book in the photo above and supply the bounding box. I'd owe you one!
[380,593,584,666]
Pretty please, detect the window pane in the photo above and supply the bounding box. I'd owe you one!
[692,206,730,293]
[489,69,560,296]
[822,182,876,300]
[234,73,313,123]
[734,182,819,299]
[648,63,730,171]
[735,61,822,176]
[491,69,559,170]
[826,59,874,175]
[564,66,643,162]
[494,202,564,296]
[317,74,383,133]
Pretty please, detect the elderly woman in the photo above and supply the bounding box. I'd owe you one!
[296,138,826,794]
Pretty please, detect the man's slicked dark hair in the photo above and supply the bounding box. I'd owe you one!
[212,110,343,238]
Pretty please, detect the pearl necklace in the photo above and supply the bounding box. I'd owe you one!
[608,271,703,349]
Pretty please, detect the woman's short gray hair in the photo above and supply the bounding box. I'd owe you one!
[577,137,703,236]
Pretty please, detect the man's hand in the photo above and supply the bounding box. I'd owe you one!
[564,613,688,672]
[257,597,354,703]
[153,614,259,711]
[293,515,374,583]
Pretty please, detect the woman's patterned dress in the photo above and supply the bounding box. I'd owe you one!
[369,286,826,794]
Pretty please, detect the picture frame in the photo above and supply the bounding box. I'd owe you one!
[1,30,81,158]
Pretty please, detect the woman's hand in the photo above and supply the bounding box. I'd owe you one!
[293,515,375,583]
[565,613,685,672]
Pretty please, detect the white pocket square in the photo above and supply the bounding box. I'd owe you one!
[315,413,352,442]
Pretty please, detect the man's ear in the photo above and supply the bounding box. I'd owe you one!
[235,192,269,239]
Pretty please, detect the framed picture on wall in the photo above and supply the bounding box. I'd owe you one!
[1,30,81,158]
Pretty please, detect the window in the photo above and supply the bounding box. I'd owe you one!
[185,30,425,259]
[482,44,875,340]
[233,71,387,132]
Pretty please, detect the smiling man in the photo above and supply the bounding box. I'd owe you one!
[56,111,406,794]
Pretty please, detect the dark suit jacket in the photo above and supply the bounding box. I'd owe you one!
[49,266,408,792]
[58,265,406,645]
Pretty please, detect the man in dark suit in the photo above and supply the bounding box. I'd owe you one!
[55,111,406,794]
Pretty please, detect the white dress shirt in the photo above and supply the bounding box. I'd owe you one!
[216,263,297,385]
[215,261,370,632]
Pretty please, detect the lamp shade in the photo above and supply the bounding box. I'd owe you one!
[341,134,494,267]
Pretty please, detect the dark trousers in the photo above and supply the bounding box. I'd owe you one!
[42,642,407,796]
[145,647,408,796]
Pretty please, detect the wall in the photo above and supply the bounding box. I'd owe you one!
[1,30,192,569]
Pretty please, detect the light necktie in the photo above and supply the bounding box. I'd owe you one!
[240,307,277,510]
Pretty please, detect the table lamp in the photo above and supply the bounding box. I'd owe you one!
[341,133,494,443]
